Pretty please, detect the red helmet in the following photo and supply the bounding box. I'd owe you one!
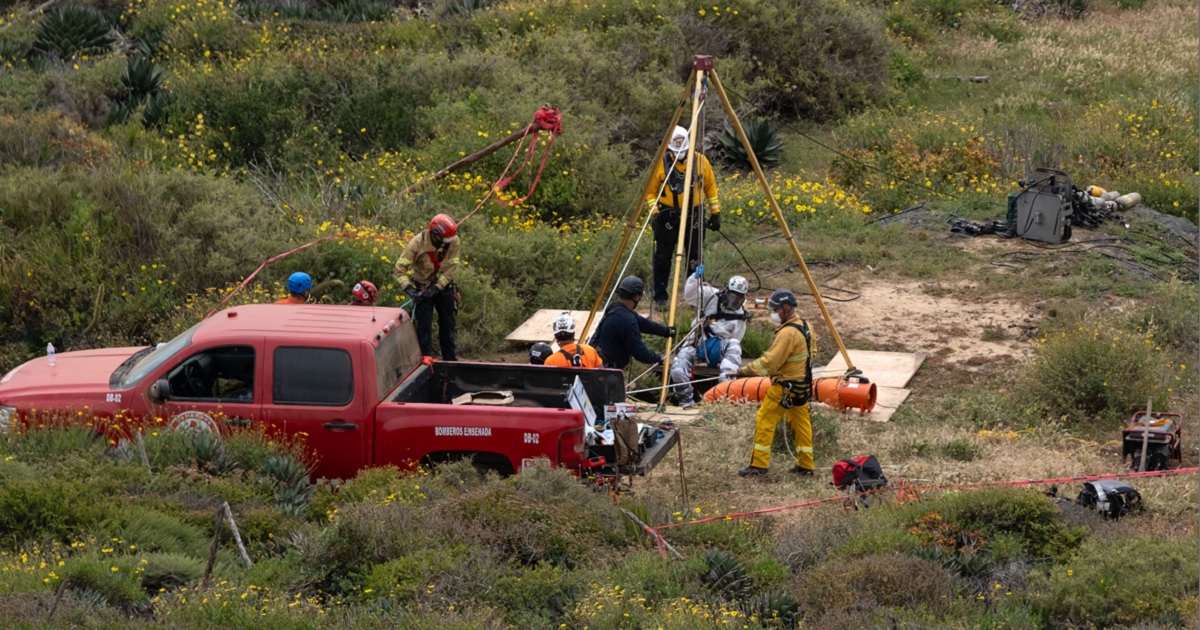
[428,214,458,242]
[351,280,378,305]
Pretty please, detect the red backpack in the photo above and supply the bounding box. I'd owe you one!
[832,455,888,492]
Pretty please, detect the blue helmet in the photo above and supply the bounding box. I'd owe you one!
[287,272,313,294]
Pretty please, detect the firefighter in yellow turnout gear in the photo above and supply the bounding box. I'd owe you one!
[735,288,816,477]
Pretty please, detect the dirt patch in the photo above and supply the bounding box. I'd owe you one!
[771,271,1042,371]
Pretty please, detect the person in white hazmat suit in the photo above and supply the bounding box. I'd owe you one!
[670,264,752,408]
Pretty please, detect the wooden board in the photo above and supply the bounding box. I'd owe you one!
[814,350,926,389]
[813,386,911,423]
[506,309,595,343]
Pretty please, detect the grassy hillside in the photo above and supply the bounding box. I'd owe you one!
[0,0,1196,627]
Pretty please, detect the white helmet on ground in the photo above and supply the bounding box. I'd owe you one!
[552,312,576,338]
[669,125,689,160]
[726,275,749,295]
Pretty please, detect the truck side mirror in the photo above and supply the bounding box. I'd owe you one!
[149,379,171,404]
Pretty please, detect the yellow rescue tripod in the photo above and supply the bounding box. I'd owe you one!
[577,55,860,411]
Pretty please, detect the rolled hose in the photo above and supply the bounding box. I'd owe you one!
[703,375,877,413]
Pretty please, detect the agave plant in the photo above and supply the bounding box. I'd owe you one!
[743,589,801,626]
[122,58,164,101]
[323,0,391,22]
[0,37,28,63]
[135,29,164,57]
[141,90,174,127]
[260,453,311,487]
[715,117,785,169]
[437,0,495,18]
[33,5,114,59]
[701,550,754,601]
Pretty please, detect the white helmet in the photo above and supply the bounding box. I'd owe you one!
[552,312,576,337]
[669,125,689,160]
[726,275,749,295]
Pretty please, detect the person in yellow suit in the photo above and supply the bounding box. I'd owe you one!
[646,125,721,308]
[734,288,816,477]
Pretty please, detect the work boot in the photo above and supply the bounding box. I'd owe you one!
[655,297,668,310]
[788,465,815,476]
[738,466,768,477]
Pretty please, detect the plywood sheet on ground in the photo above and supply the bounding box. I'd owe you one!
[815,350,926,389]
[506,309,595,343]
[813,386,911,423]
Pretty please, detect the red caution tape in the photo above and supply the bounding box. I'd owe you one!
[652,467,1199,532]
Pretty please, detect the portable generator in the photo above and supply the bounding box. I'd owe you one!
[1121,411,1182,472]
[1010,167,1074,243]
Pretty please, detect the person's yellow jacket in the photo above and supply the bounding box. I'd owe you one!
[646,153,720,216]
[394,231,461,290]
[739,316,814,382]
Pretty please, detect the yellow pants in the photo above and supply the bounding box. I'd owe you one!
[749,384,814,470]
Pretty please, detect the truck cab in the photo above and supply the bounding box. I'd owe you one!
[0,304,676,481]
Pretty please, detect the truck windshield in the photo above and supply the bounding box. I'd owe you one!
[119,323,199,388]
[374,322,421,401]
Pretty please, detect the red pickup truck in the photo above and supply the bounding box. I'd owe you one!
[0,304,677,481]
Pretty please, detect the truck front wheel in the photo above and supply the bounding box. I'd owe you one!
[421,451,515,477]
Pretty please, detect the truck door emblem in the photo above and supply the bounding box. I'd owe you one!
[168,410,220,435]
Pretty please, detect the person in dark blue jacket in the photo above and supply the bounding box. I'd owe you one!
[592,276,675,370]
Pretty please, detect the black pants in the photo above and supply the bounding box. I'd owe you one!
[652,209,705,302]
[414,287,458,361]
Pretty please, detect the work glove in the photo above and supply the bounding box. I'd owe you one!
[418,285,441,300]
[743,312,755,321]
[706,213,721,232]
[693,264,704,279]
[666,327,677,338]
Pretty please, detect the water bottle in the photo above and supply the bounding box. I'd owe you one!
[46,343,56,367]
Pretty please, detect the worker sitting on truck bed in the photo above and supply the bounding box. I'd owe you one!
[669,265,750,408]
[276,272,312,304]
[395,214,461,362]
[591,275,675,370]
[544,313,602,368]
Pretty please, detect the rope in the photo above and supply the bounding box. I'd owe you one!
[626,375,723,396]
[584,153,683,344]
[203,231,407,318]
[457,106,563,225]
[652,466,1199,532]
[720,83,956,202]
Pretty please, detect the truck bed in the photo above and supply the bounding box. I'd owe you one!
[387,361,625,419]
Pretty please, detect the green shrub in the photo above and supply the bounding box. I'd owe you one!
[116,508,209,557]
[938,438,982,461]
[797,554,954,616]
[944,490,1087,563]
[60,556,146,612]
[725,0,892,121]
[139,552,204,593]
[0,478,111,546]
[1022,319,1173,427]
[485,561,586,626]
[1130,277,1200,358]
[1027,536,1199,628]
[360,544,475,602]
[32,5,113,59]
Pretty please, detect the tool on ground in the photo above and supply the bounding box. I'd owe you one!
[832,454,889,509]
[1121,410,1182,472]
[1076,480,1143,520]
[1006,167,1137,243]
